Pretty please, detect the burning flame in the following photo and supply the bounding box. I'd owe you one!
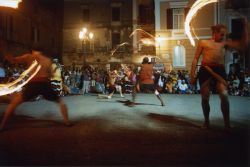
[185,0,218,46]
[0,60,41,96]
[0,0,22,9]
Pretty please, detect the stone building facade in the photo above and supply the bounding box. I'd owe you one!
[63,0,249,72]
[0,0,63,59]
[154,0,249,73]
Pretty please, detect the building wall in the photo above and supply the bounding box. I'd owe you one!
[0,0,63,59]
[154,0,217,72]
[219,0,250,71]
[63,0,133,67]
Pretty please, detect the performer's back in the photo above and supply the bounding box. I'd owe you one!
[139,63,154,84]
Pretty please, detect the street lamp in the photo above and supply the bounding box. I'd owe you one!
[79,27,94,66]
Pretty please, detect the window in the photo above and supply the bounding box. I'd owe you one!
[167,8,188,29]
[7,15,13,39]
[173,8,184,29]
[173,43,185,67]
[112,7,120,22]
[112,32,120,48]
[139,5,154,24]
[230,18,244,40]
[31,27,39,43]
[82,9,90,22]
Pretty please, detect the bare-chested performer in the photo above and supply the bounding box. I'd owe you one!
[0,45,72,131]
[139,57,165,106]
[98,68,124,99]
[190,18,248,131]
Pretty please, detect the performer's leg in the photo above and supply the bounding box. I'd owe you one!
[132,84,136,103]
[57,99,71,126]
[200,80,211,129]
[116,85,124,97]
[154,89,165,106]
[216,82,230,130]
[0,92,24,131]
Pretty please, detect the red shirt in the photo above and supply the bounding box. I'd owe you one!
[139,64,154,84]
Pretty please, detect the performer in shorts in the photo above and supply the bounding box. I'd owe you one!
[123,66,137,106]
[98,68,124,99]
[190,18,248,131]
[138,57,165,106]
[0,44,72,131]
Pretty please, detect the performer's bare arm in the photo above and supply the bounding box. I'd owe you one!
[4,54,30,64]
[190,41,203,85]
[226,18,249,50]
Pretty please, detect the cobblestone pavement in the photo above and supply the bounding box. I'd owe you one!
[0,94,249,166]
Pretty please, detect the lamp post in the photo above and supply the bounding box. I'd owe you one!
[79,27,94,67]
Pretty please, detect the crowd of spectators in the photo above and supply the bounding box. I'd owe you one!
[1,61,250,97]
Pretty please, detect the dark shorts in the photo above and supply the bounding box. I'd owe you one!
[108,85,116,93]
[22,81,60,102]
[140,84,156,93]
[198,66,227,87]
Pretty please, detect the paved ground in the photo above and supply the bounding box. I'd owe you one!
[0,94,249,166]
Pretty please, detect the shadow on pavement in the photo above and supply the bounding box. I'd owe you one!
[147,113,201,128]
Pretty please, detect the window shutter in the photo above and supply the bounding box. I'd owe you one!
[167,9,173,29]
[184,8,190,18]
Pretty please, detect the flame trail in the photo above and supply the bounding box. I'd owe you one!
[111,42,130,56]
[0,0,22,9]
[185,0,218,46]
[129,28,155,39]
[0,60,41,96]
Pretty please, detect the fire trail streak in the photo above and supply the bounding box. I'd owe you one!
[111,42,130,56]
[185,0,218,46]
[0,60,41,96]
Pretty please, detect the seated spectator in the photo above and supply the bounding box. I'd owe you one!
[178,80,188,94]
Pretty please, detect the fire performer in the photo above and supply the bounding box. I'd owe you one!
[123,66,137,106]
[0,45,72,131]
[190,18,249,131]
[138,57,165,106]
[98,68,124,99]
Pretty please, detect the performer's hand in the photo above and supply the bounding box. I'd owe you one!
[190,76,197,86]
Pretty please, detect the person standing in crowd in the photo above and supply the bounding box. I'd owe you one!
[190,18,248,131]
[51,58,63,96]
[0,62,6,83]
[138,57,165,106]
[123,66,137,106]
[82,68,91,94]
[0,45,72,131]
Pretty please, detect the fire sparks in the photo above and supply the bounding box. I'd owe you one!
[0,0,22,9]
[0,60,41,96]
[185,0,218,46]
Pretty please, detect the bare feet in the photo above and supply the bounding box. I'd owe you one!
[224,126,232,133]
[65,122,73,127]
[200,123,210,130]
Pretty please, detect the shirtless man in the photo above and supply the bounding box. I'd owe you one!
[190,18,248,131]
[0,45,71,131]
